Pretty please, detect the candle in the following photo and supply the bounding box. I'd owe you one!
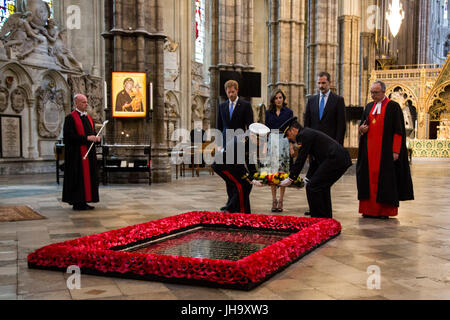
[104,81,108,110]
[150,82,153,111]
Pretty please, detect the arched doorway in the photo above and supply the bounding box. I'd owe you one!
[427,84,450,139]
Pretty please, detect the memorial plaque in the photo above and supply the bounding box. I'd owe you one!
[1,115,22,158]
[123,226,295,261]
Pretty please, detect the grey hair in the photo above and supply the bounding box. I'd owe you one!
[73,94,83,105]
[372,81,386,92]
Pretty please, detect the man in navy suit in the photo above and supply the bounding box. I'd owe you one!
[303,72,347,216]
[304,72,346,145]
[216,80,254,212]
[217,80,254,147]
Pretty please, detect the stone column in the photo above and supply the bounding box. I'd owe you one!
[359,0,376,107]
[210,0,255,125]
[27,98,38,159]
[103,0,170,183]
[268,0,306,122]
[338,15,360,106]
[306,0,339,95]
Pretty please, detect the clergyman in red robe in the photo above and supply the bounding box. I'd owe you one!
[356,81,414,218]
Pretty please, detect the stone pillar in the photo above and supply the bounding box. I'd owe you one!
[27,98,38,159]
[338,15,360,106]
[103,0,170,183]
[268,0,306,122]
[210,0,255,126]
[306,0,339,95]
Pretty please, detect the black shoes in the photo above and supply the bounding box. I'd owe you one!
[72,203,95,211]
[304,211,311,216]
[362,214,389,219]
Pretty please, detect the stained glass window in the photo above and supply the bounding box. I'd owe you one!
[195,0,205,63]
[0,0,15,29]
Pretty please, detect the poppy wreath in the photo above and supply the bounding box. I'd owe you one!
[27,211,340,290]
[253,172,305,188]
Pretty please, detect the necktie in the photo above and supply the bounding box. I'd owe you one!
[319,95,325,120]
[229,101,234,119]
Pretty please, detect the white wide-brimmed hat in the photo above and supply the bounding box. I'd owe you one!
[249,123,270,136]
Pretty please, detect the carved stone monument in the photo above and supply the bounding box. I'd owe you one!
[0,0,104,174]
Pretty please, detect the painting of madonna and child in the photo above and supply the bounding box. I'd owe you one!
[112,72,147,118]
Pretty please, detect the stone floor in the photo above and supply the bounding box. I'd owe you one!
[0,159,449,300]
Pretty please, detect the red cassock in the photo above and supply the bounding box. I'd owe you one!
[359,98,402,217]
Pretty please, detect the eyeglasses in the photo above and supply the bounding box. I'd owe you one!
[370,91,383,94]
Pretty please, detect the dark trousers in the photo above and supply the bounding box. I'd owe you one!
[306,159,349,218]
[212,163,252,214]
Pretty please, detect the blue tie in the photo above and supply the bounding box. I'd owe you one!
[319,95,325,120]
[229,101,234,119]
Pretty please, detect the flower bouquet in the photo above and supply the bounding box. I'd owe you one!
[253,171,304,188]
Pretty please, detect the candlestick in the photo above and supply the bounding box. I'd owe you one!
[104,81,108,110]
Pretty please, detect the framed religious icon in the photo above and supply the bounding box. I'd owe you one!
[112,72,147,118]
[0,115,22,158]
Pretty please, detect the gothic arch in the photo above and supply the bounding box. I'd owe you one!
[0,62,34,98]
[191,95,205,123]
[164,90,181,147]
[164,90,180,118]
[425,80,450,117]
[40,69,71,111]
[386,84,419,110]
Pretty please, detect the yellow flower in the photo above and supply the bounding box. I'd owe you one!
[260,171,268,179]
[273,178,280,185]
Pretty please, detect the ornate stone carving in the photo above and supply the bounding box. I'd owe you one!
[0,12,45,60]
[10,87,26,113]
[35,82,65,138]
[0,87,9,113]
[40,19,83,72]
[68,74,104,125]
[0,0,83,72]
[85,76,104,125]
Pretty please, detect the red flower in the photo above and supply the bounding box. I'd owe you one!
[27,211,341,287]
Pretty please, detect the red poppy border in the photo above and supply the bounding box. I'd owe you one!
[27,211,341,290]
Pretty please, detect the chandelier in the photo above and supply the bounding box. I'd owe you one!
[386,0,405,37]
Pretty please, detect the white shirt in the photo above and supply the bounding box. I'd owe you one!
[372,96,387,115]
[229,97,239,109]
[76,108,87,116]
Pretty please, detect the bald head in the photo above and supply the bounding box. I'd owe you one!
[74,94,88,112]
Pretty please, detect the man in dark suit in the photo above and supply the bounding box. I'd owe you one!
[304,72,346,145]
[279,117,352,219]
[217,80,254,147]
[303,72,346,216]
[216,80,254,211]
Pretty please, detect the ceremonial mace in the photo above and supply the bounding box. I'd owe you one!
[83,120,109,160]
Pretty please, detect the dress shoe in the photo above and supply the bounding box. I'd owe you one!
[85,204,95,210]
[271,200,278,212]
[277,200,283,212]
[304,211,311,216]
[73,204,88,211]
[220,206,228,211]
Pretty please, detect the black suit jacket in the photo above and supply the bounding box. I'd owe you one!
[217,97,253,146]
[304,91,346,145]
[289,128,352,181]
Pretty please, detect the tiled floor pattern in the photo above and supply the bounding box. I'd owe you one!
[0,159,449,300]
